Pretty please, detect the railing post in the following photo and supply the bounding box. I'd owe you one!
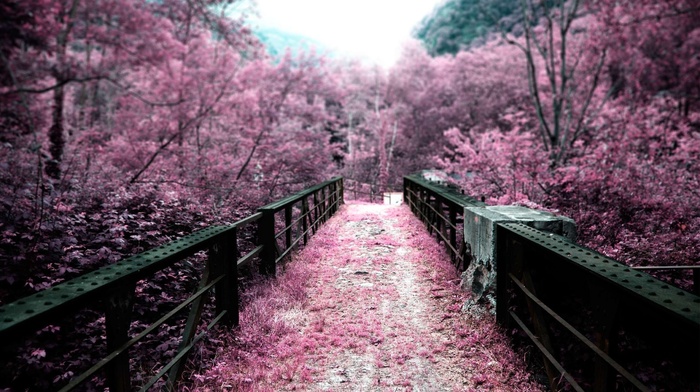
[434,197,441,237]
[168,251,217,388]
[589,283,620,392]
[321,187,327,222]
[403,177,408,204]
[329,183,336,214]
[518,245,559,392]
[302,197,309,245]
[105,285,135,392]
[449,205,457,263]
[214,231,238,327]
[285,205,292,250]
[258,208,277,276]
[312,191,319,233]
[495,225,512,327]
[338,178,344,205]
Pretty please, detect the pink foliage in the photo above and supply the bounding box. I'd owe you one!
[1,0,698,388]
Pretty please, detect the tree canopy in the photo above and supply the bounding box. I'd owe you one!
[1,0,699,389]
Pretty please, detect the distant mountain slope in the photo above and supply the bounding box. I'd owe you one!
[413,0,520,56]
[254,26,329,57]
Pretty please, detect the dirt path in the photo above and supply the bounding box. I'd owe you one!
[290,203,466,391]
[196,202,541,391]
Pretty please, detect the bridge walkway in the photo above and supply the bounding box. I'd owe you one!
[198,202,541,391]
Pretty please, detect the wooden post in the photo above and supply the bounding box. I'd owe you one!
[258,208,277,276]
[105,285,135,392]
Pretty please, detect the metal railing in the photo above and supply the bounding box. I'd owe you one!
[403,174,485,270]
[404,174,700,392]
[0,177,344,391]
[631,265,700,295]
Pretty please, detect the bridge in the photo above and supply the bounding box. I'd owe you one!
[0,176,698,391]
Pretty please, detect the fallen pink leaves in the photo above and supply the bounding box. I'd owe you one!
[195,202,542,391]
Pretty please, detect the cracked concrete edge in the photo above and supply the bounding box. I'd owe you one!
[460,205,577,304]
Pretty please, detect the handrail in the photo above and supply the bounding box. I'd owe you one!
[0,177,344,391]
[403,174,485,269]
[257,177,343,275]
[404,173,700,391]
[497,223,700,391]
[631,265,699,295]
[259,177,342,212]
[0,224,234,339]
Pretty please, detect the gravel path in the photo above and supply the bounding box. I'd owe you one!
[197,202,541,392]
[294,203,467,391]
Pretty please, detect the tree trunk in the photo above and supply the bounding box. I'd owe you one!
[46,86,65,179]
[45,0,80,180]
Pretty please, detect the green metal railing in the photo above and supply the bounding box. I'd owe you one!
[404,173,700,392]
[403,174,485,269]
[0,177,344,391]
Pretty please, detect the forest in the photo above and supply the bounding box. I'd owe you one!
[0,0,698,389]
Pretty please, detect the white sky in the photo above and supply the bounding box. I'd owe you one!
[243,0,442,68]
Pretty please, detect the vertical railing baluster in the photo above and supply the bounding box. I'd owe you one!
[313,191,319,233]
[214,231,238,327]
[339,178,344,205]
[321,187,327,223]
[105,285,135,392]
[258,208,276,276]
[302,197,309,245]
[168,252,216,388]
[449,205,457,264]
[285,205,292,251]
